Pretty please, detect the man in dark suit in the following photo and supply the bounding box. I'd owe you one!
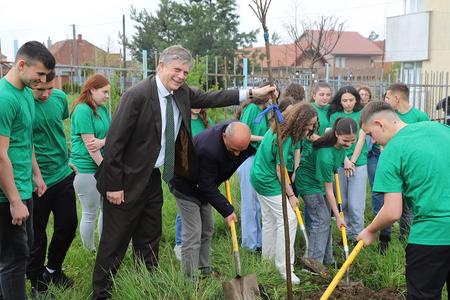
[92,45,276,299]
[170,121,254,279]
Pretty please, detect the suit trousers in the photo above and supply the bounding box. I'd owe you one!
[92,169,163,300]
[174,193,214,278]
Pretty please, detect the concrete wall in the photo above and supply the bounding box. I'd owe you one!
[422,0,450,72]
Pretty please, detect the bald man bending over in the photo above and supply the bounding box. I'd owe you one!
[169,121,254,279]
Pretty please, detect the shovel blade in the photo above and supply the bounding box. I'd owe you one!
[222,274,260,300]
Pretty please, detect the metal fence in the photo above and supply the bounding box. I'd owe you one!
[1,54,448,124]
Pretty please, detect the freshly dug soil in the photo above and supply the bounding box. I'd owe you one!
[301,281,404,300]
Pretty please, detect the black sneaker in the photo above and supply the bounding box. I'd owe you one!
[41,268,74,289]
[30,286,54,300]
[378,240,389,255]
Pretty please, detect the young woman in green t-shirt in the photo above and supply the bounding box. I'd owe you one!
[70,74,111,251]
[173,108,212,260]
[327,86,368,242]
[236,96,271,252]
[295,117,357,265]
[250,103,317,284]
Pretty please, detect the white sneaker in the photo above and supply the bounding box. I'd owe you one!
[281,272,300,285]
[173,245,182,261]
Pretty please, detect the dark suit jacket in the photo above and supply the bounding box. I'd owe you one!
[169,122,256,218]
[95,75,239,202]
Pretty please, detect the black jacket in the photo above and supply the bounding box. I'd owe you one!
[95,75,239,203]
[170,122,256,217]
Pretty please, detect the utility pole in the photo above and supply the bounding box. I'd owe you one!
[70,24,78,89]
[122,14,127,90]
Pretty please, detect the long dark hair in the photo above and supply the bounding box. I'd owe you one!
[327,86,362,120]
[278,96,296,113]
[313,117,357,149]
[271,103,317,145]
[197,109,210,128]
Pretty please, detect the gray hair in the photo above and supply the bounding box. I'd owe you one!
[224,122,237,136]
[159,45,192,66]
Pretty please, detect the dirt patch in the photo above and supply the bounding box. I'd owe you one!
[301,281,404,300]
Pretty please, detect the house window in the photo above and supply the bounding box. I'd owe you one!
[335,57,346,68]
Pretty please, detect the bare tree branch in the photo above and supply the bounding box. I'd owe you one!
[285,15,346,70]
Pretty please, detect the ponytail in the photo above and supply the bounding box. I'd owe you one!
[313,117,357,149]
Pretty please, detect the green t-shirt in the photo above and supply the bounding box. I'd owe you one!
[191,117,213,137]
[70,103,111,173]
[250,129,293,196]
[329,111,368,166]
[295,145,346,196]
[374,121,450,245]
[240,103,269,150]
[301,103,330,159]
[397,108,430,124]
[286,141,302,172]
[33,89,73,188]
[0,78,34,203]
[312,103,330,135]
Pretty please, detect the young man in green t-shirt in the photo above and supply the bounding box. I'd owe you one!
[357,101,450,299]
[384,83,430,243]
[385,83,430,124]
[27,71,77,296]
[0,41,55,300]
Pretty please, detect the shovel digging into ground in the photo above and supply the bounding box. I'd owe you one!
[284,169,329,277]
[222,180,260,300]
[320,240,364,300]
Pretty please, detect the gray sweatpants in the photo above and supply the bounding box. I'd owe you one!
[174,190,214,278]
[73,173,103,251]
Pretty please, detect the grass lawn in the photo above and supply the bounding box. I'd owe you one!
[37,93,447,299]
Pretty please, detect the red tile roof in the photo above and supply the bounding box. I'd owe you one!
[373,40,385,51]
[240,31,383,69]
[310,30,383,55]
[241,43,299,68]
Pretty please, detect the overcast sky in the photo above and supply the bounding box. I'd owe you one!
[0,0,404,61]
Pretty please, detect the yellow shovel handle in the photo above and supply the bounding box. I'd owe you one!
[320,240,364,300]
[283,168,306,228]
[334,173,349,249]
[225,180,239,253]
[334,173,343,206]
[294,206,305,227]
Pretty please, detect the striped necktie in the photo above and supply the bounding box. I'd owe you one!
[162,94,175,182]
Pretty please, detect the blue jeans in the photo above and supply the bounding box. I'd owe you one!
[338,165,368,241]
[0,200,33,300]
[175,214,182,246]
[237,156,262,250]
[303,193,334,264]
[367,150,391,239]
